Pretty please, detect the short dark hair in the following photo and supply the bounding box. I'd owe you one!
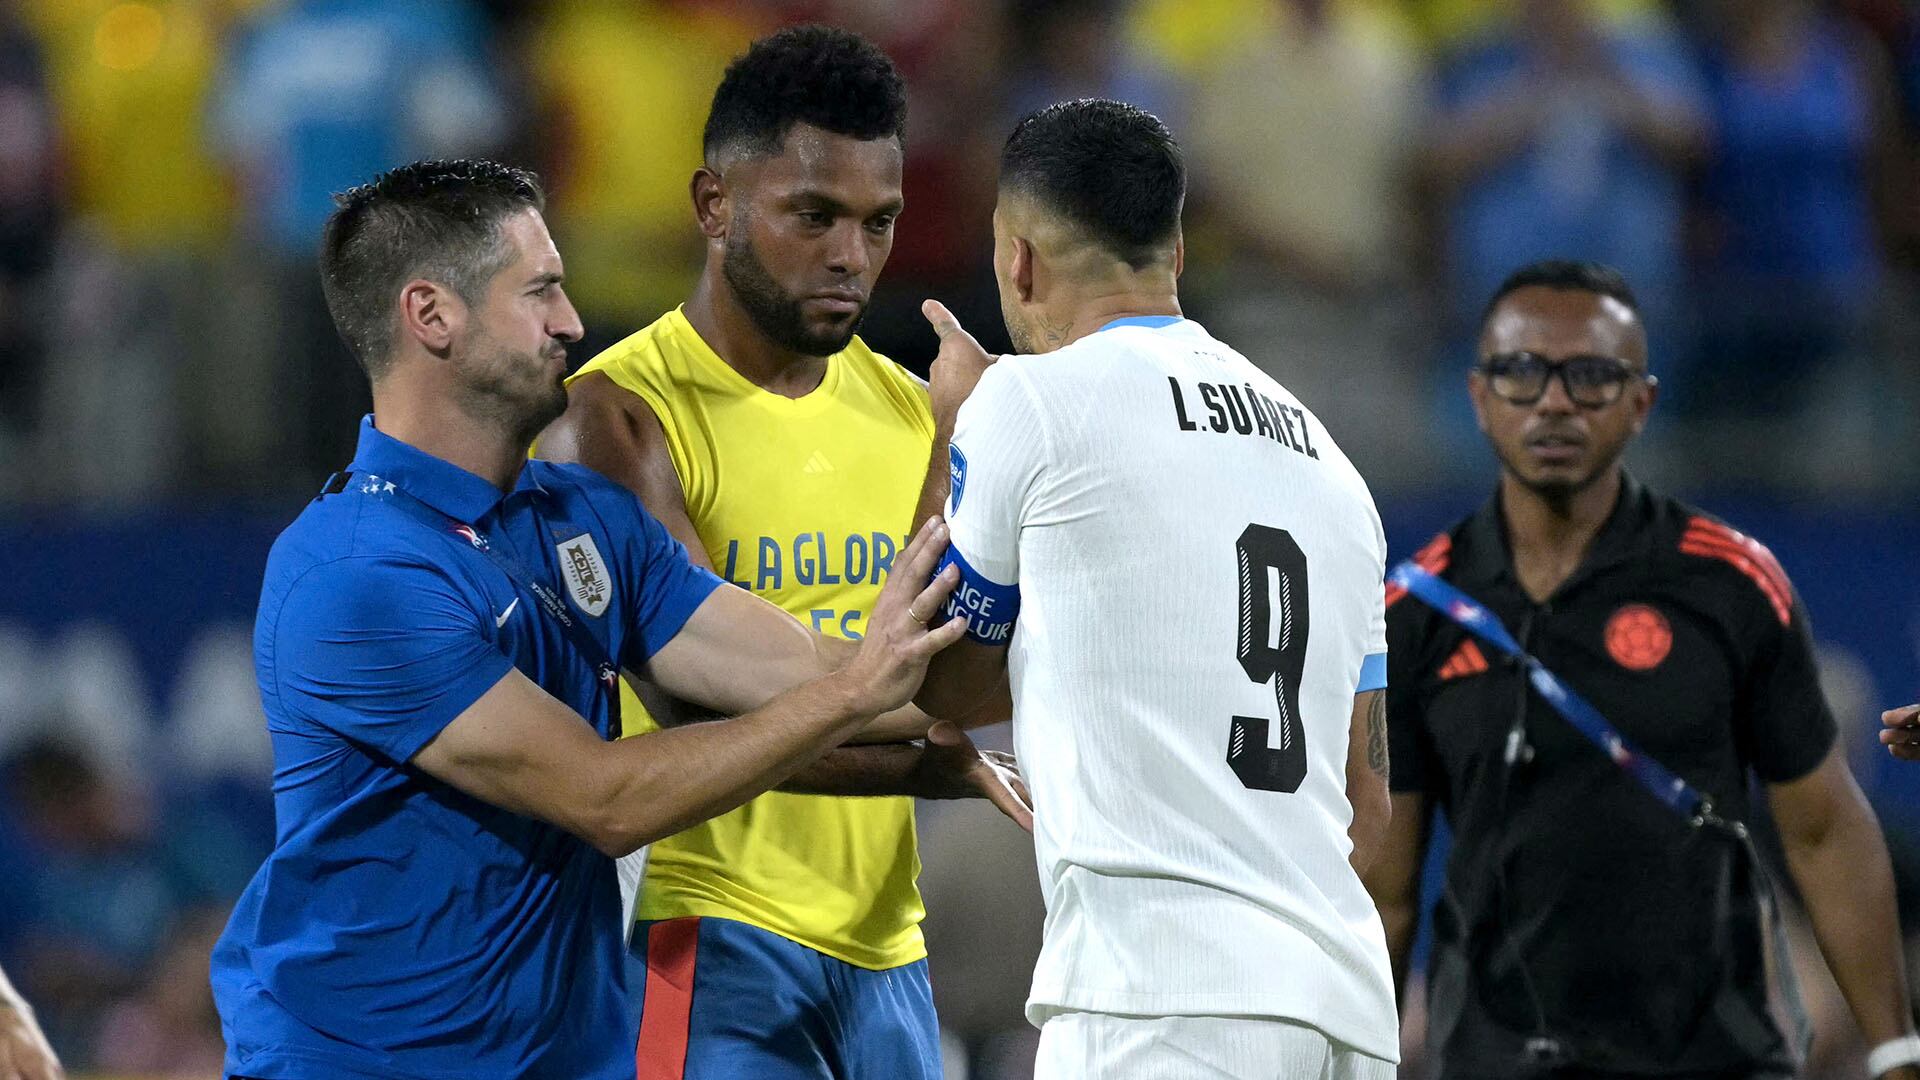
[1480,259,1641,330]
[703,25,907,163]
[320,159,546,377]
[1001,99,1184,270]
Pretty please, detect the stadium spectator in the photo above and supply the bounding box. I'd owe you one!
[1124,0,1276,74]
[526,0,760,354]
[89,906,226,1078]
[14,0,238,503]
[1366,260,1918,1079]
[0,737,181,1068]
[1417,0,1706,437]
[24,0,229,252]
[819,0,1014,363]
[1002,0,1179,126]
[1402,0,1668,51]
[1680,0,1900,483]
[1180,0,1427,487]
[1185,0,1420,294]
[211,0,507,486]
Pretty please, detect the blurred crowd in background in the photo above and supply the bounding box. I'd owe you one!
[2,0,1920,1077]
[3,0,1920,506]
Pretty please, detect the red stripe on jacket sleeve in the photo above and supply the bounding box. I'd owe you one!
[1680,518,1793,626]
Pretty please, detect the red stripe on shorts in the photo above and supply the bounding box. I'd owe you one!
[635,917,700,1080]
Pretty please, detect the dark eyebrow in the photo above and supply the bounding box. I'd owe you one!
[786,190,904,218]
[527,270,564,288]
[787,191,850,215]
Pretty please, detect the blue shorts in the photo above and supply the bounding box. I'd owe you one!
[629,916,941,1080]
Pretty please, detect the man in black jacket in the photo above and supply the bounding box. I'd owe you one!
[1364,260,1918,1079]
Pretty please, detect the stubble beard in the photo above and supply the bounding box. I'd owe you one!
[1497,439,1620,512]
[454,328,569,451]
[1001,298,1037,355]
[722,228,859,358]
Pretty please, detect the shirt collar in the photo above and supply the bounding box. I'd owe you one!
[1097,315,1185,332]
[348,415,544,525]
[1456,471,1654,594]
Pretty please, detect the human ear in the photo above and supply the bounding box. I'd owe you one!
[400,279,461,355]
[1012,236,1035,303]
[691,167,728,241]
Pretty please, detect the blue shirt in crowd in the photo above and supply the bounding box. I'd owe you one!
[211,417,721,1079]
[1435,25,1707,342]
[213,0,502,257]
[1700,18,1878,290]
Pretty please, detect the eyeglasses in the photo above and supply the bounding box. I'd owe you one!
[1477,351,1655,408]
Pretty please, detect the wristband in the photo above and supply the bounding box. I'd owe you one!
[1868,1034,1920,1077]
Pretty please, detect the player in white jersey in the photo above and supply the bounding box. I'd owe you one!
[907,100,1399,1080]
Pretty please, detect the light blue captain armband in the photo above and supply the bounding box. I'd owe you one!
[1358,652,1388,693]
[937,544,1019,646]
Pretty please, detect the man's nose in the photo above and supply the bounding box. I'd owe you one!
[550,291,584,343]
[824,222,870,278]
[1534,368,1578,415]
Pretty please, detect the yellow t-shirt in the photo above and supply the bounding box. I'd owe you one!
[569,307,935,970]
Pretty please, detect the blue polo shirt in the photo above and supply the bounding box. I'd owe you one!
[211,417,721,1080]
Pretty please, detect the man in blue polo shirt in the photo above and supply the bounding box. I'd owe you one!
[210,159,981,1080]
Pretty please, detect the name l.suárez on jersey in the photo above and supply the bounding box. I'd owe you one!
[1166,375,1320,460]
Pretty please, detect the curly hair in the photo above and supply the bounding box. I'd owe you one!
[703,25,907,163]
[1001,98,1184,270]
[320,159,545,376]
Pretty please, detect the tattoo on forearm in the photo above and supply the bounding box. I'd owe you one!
[1367,692,1389,780]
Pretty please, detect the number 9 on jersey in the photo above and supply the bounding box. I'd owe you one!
[1229,524,1310,793]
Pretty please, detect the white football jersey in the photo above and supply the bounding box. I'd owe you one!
[939,316,1397,1061]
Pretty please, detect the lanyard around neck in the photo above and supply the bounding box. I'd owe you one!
[328,471,624,739]
[1389,560,1740,837]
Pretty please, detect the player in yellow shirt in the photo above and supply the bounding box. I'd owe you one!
[537,26,1016,1080]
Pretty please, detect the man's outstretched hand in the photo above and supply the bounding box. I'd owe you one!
[1883,704,1920,761]
[922,299,997,429]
